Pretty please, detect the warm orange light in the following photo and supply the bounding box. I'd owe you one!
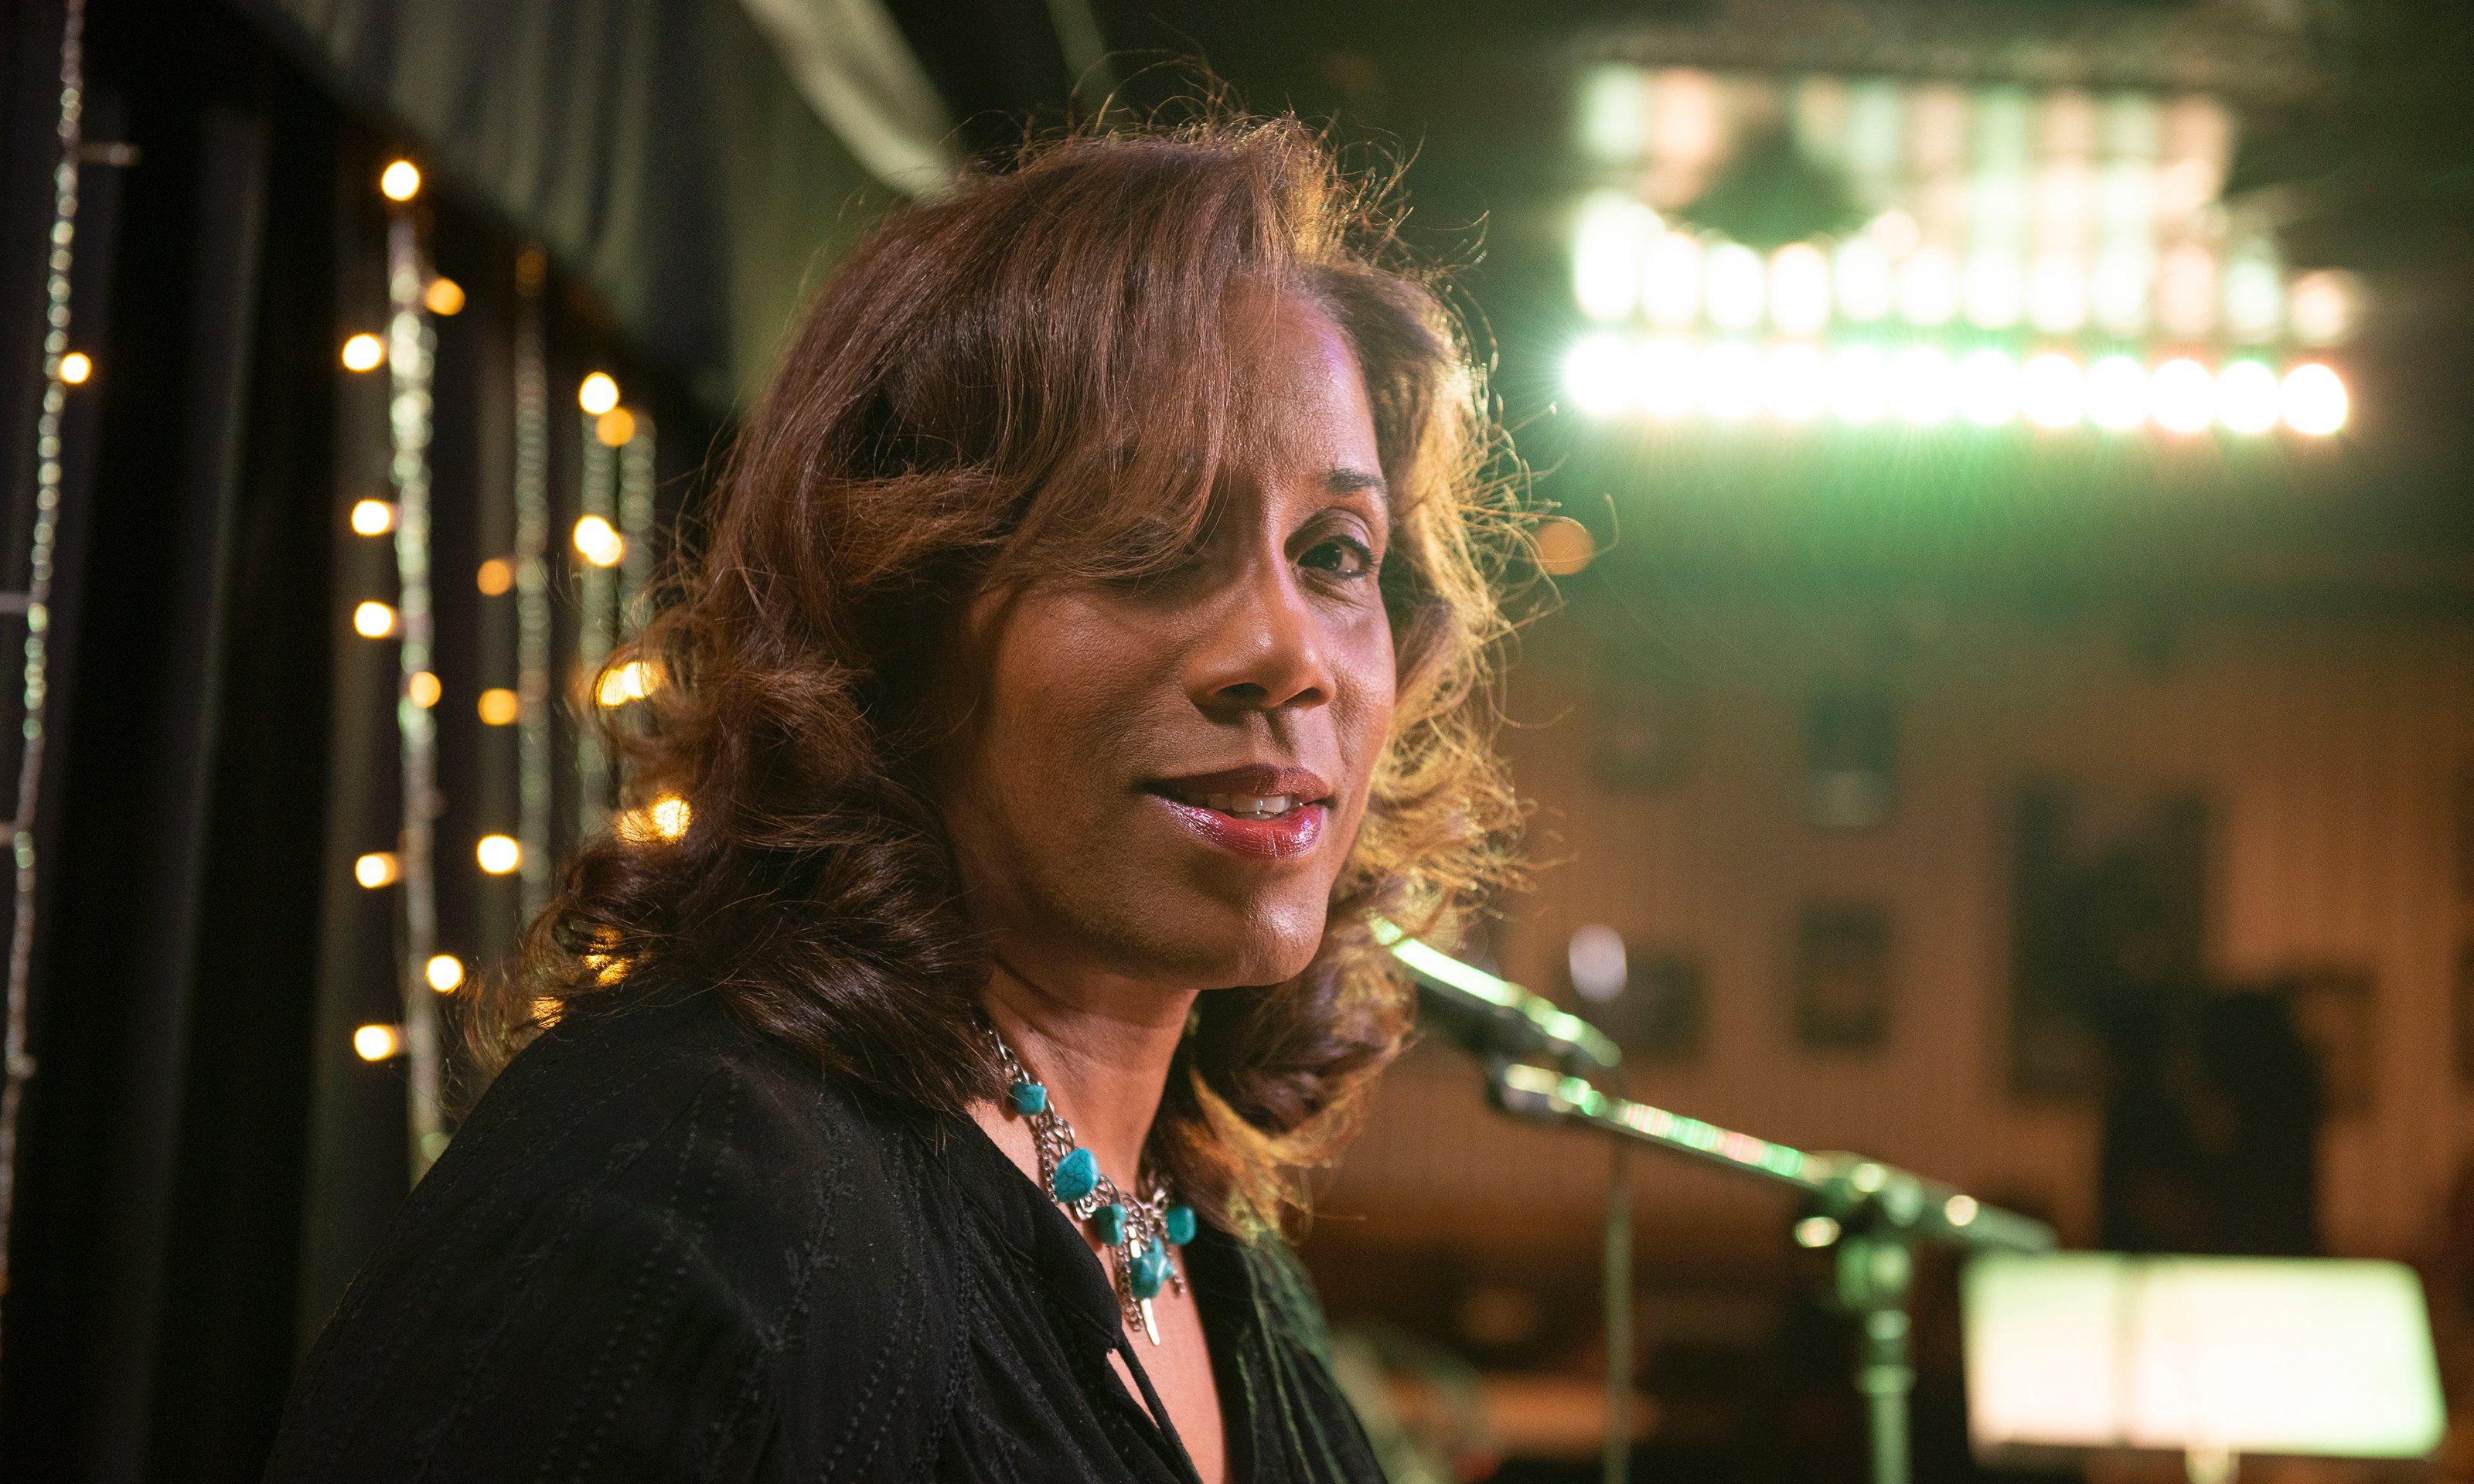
[407,670,442,708]
[596,659,654,707]
[58,351,90,384]
[1534,517,1596,576]
[477,687,520,726]
[475,556,514,596]
[354,851,400,888]
[476,833,521,875]
[617,793,692,845]
[353,1023,403,1060]
[595,407,636,447]
[578,373,620,416]
[353,600,397,638]
[341,334,385,372]
[423,277,465,316]
[572,516,623,567]
[380,159,421,202]
[350,499,395,536]
[425,954,465,992]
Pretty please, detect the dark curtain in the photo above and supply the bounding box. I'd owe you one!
[0,2,724,1477]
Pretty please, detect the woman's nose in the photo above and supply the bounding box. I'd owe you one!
[1184,555,1336,716]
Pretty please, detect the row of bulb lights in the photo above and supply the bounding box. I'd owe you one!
[343,158,683,1063]
[1563,335,2349,437]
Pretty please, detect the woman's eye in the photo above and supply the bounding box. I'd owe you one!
[1302,535,1378,579]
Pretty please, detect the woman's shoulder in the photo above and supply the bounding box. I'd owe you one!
[267,983,969,1482]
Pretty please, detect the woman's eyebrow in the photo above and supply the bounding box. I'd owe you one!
[1327,466,1388,499]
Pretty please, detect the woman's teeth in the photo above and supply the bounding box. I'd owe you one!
[1192,793,1299,819]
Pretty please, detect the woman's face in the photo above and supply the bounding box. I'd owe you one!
[939,290,1396,998]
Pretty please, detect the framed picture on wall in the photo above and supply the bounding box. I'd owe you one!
[1792,901,1892,1050]
[1560,928,1705,1063]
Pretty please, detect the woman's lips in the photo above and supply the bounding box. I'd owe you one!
[1146,792,1327,859]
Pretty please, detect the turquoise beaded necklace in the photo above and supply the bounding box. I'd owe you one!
[980,1014,1197,1343]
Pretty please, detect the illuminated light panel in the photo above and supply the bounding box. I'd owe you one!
[1768,244,1832,335]
[1562,332,1634,417]
[1832,238,1893,322]
[350,499,395,536]
[353,600,397,638]
[477,833,523,875]
[340,333,385,373]
[353,1023,402,1061]
[572,514,625,567]
[1962,252,2025,330]
[354,851,400,888]
[1764,343,1829,424]
[578,372,621,416]
[1699,342,1763,420]
[2214,361,2281,434]
[1703,243,1767,332]
[477,686,520,726]
[2282,363,2347,436]
[1642,233,1702,328]
[2019,352,2086,430]
[1637,337,1698,419]
[1956,349,2021,427]
[1829,345,1893,424]
[1893,345,1958,426]
[2150,357,2217,434]
[1574,192,1655,321]
[2085,355,2152,431]
[427,953,465,992]
[58,351,91,384]
[1896,247,1958,328]
[380,159,421,201]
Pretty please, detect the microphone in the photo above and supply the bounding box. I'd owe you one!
[1372,917,1622,1074]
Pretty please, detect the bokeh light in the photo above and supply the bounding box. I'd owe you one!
[2019,353,2086,430]
[2150,357,2217,434]
[353,600,397,638]
[2281,363,2348,436]
[340,334,385,372]
[571,515,624,567]
[1955,349,2021,427]
[578,372,620,416]
[2085,355,2151,431]
[379,159,421,201]
[2214,361,2281,434]
[350,499,395,536]
[353,1023,402,1061]
[476,834,522,875]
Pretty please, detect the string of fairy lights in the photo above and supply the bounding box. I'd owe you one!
[339,158,688,1172]
[0,0,87,1342]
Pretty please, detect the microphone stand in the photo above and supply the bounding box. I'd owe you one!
[1477,1060,2057,1484]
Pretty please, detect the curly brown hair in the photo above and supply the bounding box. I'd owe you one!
[467,112,1532,1236]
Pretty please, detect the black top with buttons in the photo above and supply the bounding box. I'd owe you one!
[262,982,1387,1484]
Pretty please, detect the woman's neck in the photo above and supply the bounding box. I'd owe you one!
[980,955,1197,1187]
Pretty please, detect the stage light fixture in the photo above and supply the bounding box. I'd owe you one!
[353,600,397,638]
[350,499,395,536]
[58,351,90,384]
[2282,363,2347,436]
[354,851,400,888]
[379,159,421,201]
[477,687,520,726]
[2084,355,2150,431]
[353,1023,402,1060]
[340,333,385,372]
[2214,361,2280,434]
[2019,352,2085,430]
[2150,357,2216,434]
[426,954,465,992]
[578,372,620,416]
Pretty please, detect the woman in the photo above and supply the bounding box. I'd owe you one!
[264,114,1527,1483]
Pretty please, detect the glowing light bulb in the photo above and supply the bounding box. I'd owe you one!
[353,1023,402,1060]
[2019,353,2086,430]
[1699,342,1763,420]
[58,351,90,384]
[2214,361,2281,434]
[350,499,395,536]
[340,334,385,372]
[407,670,441,708]
[2150,357,2217,434]
[1764,343,1830,424]
[594,407,636,447]
[2281,363,2347,436]
[1829,345,1893,425]
[572,515,624,567]
[424,277,465,316]
[353,600,397,638]
[379,159,421,202]
[2084,355,2151,431]
[1562,332,1634,417]
[475,557,514,596]
[1955,349,2021,427]
[354,851,400,888]
[578,372,620,416]
[477,687,520,726]
[1892,345,1958,426]
[426,954,465,992]
[476,834,522,875]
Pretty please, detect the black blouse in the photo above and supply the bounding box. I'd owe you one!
[261,982,1388,1484]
